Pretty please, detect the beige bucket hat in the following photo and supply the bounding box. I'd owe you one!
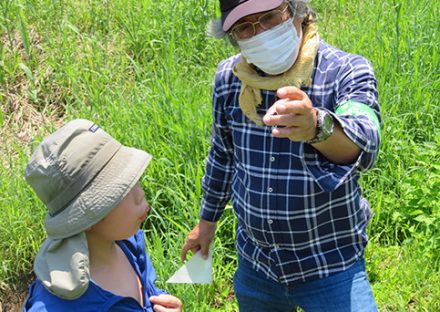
[25,119,152,299]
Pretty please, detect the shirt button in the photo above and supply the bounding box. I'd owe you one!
[268,187,273,193]
[270,156,275,162]
[268,219,273,224]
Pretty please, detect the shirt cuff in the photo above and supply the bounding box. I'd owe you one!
[200,200,225,222]
[301,111,379,192]
[302,142,363,192]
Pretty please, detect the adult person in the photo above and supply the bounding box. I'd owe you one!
[182,0,381,311]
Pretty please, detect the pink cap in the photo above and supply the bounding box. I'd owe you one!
[222,0,285,31]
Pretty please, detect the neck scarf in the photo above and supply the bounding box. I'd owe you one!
[232,21,320,125]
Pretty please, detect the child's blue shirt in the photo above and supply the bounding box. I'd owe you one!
[23,230,167,311]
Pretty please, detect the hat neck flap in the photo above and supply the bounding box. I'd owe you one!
[34,232,90,300]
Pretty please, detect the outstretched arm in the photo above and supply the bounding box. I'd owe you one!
[263,87,362,164]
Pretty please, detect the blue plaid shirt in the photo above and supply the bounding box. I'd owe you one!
[200,40,381,284]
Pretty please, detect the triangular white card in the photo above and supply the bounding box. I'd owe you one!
[166,248,212,284]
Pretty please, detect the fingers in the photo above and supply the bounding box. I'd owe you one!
[263,100,310,125]
[277,86,305,100]
[197,220,216,259]
[271,126,313,141]
[150,295,182,307]
[264,102,278,116]
[180,246,188,262]
[152,304,180,312]
[181,220,217,261]
[199,242,210,260]
[263,89,316,142]
[152,306,168,312]
[181,240,196,262]
[150,295,182,312]
[268,86,312,118]
[263,112,308,127]
[181,224,200,261]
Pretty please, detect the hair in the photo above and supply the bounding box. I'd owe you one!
[206,0,316,45]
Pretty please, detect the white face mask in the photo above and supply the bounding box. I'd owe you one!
[237,18,302,75]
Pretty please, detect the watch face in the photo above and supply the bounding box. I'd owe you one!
[323,112,334,132]
[306,110,334,144]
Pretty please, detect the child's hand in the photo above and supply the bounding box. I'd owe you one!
[149,294,182,312]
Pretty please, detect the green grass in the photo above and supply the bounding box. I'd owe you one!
[1,0,439,310]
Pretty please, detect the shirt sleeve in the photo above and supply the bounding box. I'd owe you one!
[334,55,381,168]
[303,54,381,192]
[200,61,235,222]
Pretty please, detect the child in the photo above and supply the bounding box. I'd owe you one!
[22,119,182,312]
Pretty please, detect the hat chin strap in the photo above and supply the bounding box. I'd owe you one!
[34,232,90,300]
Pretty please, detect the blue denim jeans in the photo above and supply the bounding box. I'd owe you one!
[234,257,378,312]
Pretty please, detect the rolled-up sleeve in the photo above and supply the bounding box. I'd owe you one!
[303,54,381,192]
[334,55,381,170]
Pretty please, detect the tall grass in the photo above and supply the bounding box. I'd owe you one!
[1,0,439,310]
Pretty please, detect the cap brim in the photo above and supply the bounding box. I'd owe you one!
[223,0,284,31]
[44,146,152,238]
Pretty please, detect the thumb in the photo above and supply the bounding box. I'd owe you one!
[199,242,210,260]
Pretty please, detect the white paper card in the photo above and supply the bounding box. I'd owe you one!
[166,248,212,284]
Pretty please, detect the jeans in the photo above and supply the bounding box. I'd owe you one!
[233,257,378,312]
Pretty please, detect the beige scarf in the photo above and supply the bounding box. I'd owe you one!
[232,21,320,126]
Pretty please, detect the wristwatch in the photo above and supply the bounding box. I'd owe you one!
[305,109,334,144]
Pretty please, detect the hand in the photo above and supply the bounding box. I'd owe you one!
[181,219,217,261]
[262,87,317,142]
[149,294,182,312]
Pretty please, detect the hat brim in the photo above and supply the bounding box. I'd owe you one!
[223,0,285,31]
[44,146,152,239]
